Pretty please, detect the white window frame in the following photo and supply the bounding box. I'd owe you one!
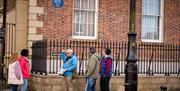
[141,0,164,43]
[72,0,99,40]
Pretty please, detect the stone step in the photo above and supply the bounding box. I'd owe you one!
[0,89,11,91]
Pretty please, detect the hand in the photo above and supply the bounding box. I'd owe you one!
[96,52,100,56]
[57,68,67,74]
[63,69,67,72]
[15,72,21,80]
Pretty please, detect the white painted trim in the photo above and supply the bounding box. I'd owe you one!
[79,0,82,36]
[141,0,164,43]
[95,0,99,40]
[141,39,162,43]
[159,0,164,42]
[72,0,99,40]
[72,36,97,40]
[72,0,75,37]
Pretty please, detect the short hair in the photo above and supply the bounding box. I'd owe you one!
[105,48,111,55]
[20,49,29,57]
[89,47,96,54]
[66,49,73,54]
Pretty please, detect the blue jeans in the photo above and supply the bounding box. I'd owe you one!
[85,77,96,91]
[21,79,28,91]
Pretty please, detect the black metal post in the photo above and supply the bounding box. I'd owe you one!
[160,86,167,91]
[3,0,7,29]
[124,0,138,91]
[0,0,7,79]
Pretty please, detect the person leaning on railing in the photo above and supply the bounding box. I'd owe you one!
[59,49,78,91]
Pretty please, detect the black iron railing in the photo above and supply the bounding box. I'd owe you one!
[31,39,47,74]
[31,39,180,76]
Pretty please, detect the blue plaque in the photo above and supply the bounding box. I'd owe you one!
[53,0,64,8]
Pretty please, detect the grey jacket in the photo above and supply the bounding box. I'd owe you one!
[85,54,100,79]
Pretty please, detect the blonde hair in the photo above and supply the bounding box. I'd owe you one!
[9,53,18,64]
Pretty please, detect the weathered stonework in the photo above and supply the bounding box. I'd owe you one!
[29,7,44,14]
[29,14,37,20]
[28,0,44,54]
[29,74,180,91]
[29,21,43,27]
[29,0,37,6]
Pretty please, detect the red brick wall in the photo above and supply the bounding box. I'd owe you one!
[37,0,179,44]
[164,0,180,44]
[37,0,73,39]
[98,0,130,42]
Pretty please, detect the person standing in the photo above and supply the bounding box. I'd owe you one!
[18,49,31,91]
[8,53,23,91]
[85,47,100,91]
[99,48,112,91]
[60,49,78,91]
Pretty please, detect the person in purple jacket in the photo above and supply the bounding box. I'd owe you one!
[99,48,112,91]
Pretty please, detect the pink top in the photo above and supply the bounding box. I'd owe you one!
[18,56,31,79]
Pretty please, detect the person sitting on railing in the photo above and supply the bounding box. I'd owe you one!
[59,49,78,91]
[85,47,101,91]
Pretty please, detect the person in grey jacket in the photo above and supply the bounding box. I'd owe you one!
[85,47,101,91]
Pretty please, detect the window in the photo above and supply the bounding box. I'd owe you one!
[141,0,164,42]
[73,0,98,39]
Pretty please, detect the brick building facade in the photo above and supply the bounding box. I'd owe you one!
[36,0,179,44]
[0,1,179,90]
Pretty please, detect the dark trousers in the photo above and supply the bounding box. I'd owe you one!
[100,77,111,91]
[12,85,18,91]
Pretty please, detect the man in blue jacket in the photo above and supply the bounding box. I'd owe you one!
[60,49,78,91]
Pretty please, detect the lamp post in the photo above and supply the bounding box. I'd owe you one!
[124,0,138,91]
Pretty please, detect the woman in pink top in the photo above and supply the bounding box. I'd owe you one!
[18,49,31,91]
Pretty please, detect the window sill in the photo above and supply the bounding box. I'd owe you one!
[141,39,163,43]
[72,36,98,40]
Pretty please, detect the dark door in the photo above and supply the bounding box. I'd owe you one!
[0,43,3,79]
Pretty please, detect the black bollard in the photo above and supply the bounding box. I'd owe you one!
[160,86,167,91]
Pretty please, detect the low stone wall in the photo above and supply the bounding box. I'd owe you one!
[29,74,180,91]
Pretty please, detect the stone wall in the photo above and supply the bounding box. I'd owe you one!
[29,74,180,91]
[28,0,44,55]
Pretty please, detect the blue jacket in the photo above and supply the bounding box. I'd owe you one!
[60,52,78,76]
[100,56,113,77]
